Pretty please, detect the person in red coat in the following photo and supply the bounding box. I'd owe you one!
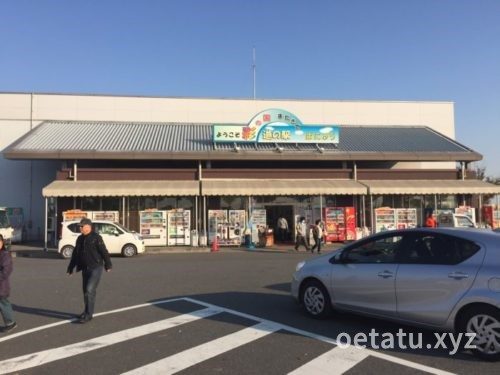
[425,213,437,228]
[0,234,16,333]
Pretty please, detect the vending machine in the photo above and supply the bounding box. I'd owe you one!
[167,209,191,246]
[208,210,227,244]
[344,207,357,240]
[482,206,500,229]
[323,207,356,242]
[395,208,417,230]
[228,210,246,245]
[374,207,396,233]
[140,210,168,246]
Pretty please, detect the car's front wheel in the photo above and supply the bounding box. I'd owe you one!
[60,245,74,259]
[121,244,137,257]
[300,279,332,319]
[459,306,500,361]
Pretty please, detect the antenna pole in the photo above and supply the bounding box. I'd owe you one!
[252,47,256,99]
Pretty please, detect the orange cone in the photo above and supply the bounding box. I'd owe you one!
[211,236,219,252]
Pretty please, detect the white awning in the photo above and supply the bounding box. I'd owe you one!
[42,180,200,197]
[201,179,367,196]
[360,180,500,195]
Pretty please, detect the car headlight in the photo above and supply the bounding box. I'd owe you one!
[295,261,306,272]
[133,233,143,241]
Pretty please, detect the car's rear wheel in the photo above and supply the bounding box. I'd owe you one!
[61,245,74,259]
[121,244,137,257]
[300,279,332,319]
[458,306,500,361]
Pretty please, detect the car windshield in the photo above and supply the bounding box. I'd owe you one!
[113,222,131,233]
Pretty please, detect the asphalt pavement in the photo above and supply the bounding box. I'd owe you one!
[1,246,497,374]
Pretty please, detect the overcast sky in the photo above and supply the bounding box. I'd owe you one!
[1,0,499,176]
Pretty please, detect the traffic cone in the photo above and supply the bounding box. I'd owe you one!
[211,236,219,252]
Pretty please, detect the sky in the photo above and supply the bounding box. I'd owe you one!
[1,0,499,177]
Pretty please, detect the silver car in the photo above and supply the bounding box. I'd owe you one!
[291,228,500,360]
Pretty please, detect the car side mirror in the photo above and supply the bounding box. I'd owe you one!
[113,231,120,236]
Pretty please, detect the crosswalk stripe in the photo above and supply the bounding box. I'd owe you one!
[0,307,221,374]
[0,297,186,343]
[0,297,459,375]
[182,298,456,375]
[123,321,280,374]
[287,346,369,375]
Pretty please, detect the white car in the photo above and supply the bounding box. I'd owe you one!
[58,220,145,258]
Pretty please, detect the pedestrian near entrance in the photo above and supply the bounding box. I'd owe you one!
[311,219,323,254]
[277,216,288,242]
[0,234,16,333]
[425,212,437,228]
[67,218,112,324]
[294,217,310,252]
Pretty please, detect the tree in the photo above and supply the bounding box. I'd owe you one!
[472,164,500,205]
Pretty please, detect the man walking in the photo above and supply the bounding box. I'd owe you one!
[277,216,288,243]
[310,219,323,254]
[294,217,310,252]
[67,218,112,323]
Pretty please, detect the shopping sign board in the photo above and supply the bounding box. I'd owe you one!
[213,108,340,144]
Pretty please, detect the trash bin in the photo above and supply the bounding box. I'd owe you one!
[190,230,198,247]
[265,228,274,247]
[244,227,254,249]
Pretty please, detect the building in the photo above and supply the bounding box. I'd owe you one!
[1,92,499,246]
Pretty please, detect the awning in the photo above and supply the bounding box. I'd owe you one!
[201,179,367,196]
[42,180,200,197]
[360,180,500,195]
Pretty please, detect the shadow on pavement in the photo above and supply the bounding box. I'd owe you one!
[264,283,291,292]
[13,305,76,320]
[11,250,63,260]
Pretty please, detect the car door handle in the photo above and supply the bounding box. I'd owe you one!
[377,271,394,278]
[448,272,469,280]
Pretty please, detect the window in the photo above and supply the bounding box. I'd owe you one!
[456,216,474,228]
[95,223,122,235]
[399,233,480,265]
[67,223,81,233]
[342,234,403,264]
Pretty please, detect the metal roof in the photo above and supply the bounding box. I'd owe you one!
[3,121,481,162]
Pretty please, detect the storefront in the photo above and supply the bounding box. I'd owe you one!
[2,94,500,247]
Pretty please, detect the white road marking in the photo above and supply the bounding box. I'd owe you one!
[0,307,221,374]
[0,297,185,343]
[182,298,456,375]
[123,321,280,374]
[1,297,457,375]
[288,346,369,375]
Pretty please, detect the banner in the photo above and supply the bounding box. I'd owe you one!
[213,108,339,144]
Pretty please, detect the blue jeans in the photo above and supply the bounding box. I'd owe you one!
[0,297,14,325]
[82,266,103,317]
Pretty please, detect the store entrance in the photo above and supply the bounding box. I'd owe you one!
[265,205,294,244]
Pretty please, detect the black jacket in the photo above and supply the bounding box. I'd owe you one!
[0,250,13,298]
[67,231,112,273]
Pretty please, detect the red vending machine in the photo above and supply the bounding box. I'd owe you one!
[344,207,356,241]
[324,207,356,242]
[482,206,494,228]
